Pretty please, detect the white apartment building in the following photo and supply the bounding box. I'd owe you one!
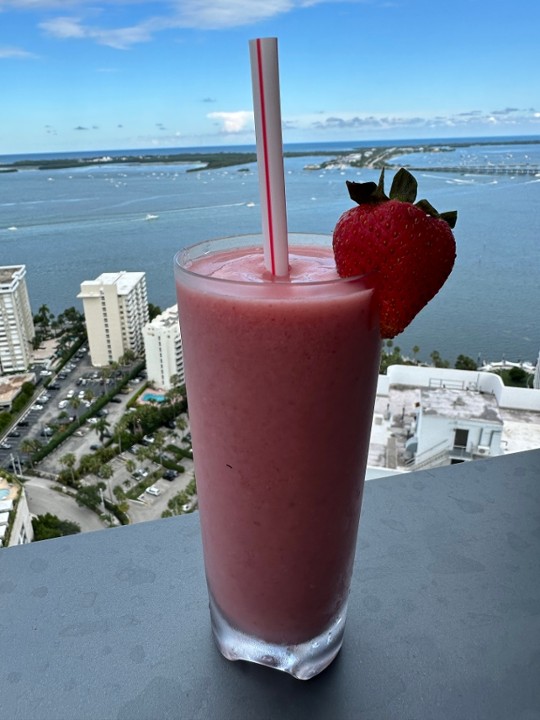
[369,365,540,475]
[0,265,35,374]
[0,476,34,549]
[143,304,185,391]
[410,387,504,467]
[78,271,148,367]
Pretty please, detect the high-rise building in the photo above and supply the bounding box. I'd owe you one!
[0,265,35,374]
[78,271,148,367]
[143,304,185,391]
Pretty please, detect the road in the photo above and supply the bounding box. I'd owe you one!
[23,475,106,534]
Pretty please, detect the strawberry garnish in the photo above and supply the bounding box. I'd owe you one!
[333,168,457,339]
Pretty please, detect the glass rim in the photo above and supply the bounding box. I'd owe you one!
[174,233,374,288]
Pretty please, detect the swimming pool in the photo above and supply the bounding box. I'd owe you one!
[142,392,166,403]
[0,489,10,500]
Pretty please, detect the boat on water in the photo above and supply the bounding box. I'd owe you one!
[145,213,159,221]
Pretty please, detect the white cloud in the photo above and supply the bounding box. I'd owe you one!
[172,0,295,29]
[29,0,328,48]
[39,15,164,49]
[207,110,253,133]
[303,108,540,133]
[0,46,38,58]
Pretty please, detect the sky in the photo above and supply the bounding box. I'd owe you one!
[0,0,539,154]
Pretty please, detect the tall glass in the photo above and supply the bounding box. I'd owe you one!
[174,234,381,680]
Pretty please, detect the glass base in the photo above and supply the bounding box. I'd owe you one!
[208,592,347,680]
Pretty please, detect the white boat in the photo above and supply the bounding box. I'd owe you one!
[145,213,159,221]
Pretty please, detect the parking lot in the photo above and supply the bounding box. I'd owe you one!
[1,348,195,531]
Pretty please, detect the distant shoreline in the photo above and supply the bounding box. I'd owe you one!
[1,137,539,174]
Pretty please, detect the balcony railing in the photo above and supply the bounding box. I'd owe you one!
[0,449,539,719]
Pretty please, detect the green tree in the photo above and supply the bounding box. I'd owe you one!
[32,513,80,541]
[69,396,82,425]
[455,354,478,371]
[76,483,106,511]
[59,452,77,485]
[98,463,113,481]
[34,304,54,330]
[79,453,102,476]
[94,416,111,442]
[148,303,162,321]
[430,350,450,368]
[498,366,529,388]
[119,349,137,367]
[20,438,43,467]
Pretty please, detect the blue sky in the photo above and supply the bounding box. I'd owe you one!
[1,0,539,154]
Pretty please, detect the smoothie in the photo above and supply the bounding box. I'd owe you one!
[175,234,381,671]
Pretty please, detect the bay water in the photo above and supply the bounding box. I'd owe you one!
[1,137,539,365]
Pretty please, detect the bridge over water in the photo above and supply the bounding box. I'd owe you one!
[401,165,540,176]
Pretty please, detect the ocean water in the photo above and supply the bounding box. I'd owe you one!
[1,137,539,365]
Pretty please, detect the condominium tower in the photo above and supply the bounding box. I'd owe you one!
[78,271,148,367]
[0,265,35,374]
[143,304,185,391]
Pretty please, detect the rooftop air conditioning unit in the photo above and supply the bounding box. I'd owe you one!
[476,446,491,456]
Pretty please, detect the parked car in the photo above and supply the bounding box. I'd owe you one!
[163,470,178,481]
[145,486,161,497]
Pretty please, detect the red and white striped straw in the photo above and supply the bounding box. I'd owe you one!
[249,37,289,277]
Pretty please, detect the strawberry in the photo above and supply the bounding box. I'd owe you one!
[332,168,457,339]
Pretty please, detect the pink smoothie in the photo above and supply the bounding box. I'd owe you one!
[175,241,380,645]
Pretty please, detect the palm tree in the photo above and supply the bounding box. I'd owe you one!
[20,438,42,467]
[152,430,166,464]
[83,388,94,402]
[98,463,114,504]
[59,452,77,485]
[34,304,53,331]
[69,396,81,425]
[94,416,111,443]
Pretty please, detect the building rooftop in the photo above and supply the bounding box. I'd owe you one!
[368,368,540,472]
[0,264,24,288]
[147,304,178,329]
[0,373,35,409]
[420,387,503,424]
[78,271,145,297]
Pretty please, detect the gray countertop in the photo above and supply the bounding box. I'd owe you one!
[1,449,539,720]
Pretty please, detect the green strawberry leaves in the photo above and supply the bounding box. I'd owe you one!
[346,168,457,229]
